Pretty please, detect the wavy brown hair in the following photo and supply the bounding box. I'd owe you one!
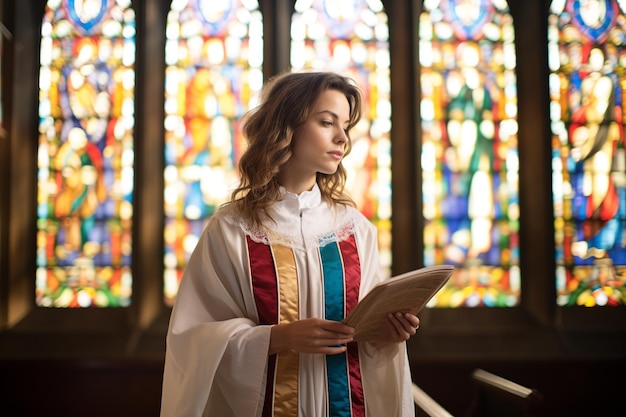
[231,71,363,226]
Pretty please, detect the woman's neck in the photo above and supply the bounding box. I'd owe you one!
[277,172,316,195]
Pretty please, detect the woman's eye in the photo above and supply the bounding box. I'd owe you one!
[322,120,332,126]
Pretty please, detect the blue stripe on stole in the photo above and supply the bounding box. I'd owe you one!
[320,241,352,417]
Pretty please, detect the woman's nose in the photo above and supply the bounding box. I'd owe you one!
[335,128,348,143]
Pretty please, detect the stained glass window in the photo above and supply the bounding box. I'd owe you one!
[291,0,393,275]
[163,0,263,304]
[419,0,519,307]
[549,0,626,307]
[36,0,135,308]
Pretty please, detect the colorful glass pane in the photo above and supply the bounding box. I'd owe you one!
[291,0,393,275]
[36,0,135,307]
[549,0,626,306]
[163,0,263,304]
[420,0,519,307]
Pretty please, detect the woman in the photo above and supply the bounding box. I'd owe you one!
[161,71,419,416]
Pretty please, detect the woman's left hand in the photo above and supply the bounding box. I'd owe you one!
[378,312,420,344]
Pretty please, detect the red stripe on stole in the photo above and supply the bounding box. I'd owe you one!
[247,236,278,417]
[247,236,278,326]
[340,235,365,416]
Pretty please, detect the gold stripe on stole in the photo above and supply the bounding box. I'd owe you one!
[273,244,299,417]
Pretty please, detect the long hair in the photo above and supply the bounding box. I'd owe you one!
[231,71,363,226]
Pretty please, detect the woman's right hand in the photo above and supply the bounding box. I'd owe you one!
[269,318,354,355]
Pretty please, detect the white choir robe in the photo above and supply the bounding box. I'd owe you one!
[160,185,415,417]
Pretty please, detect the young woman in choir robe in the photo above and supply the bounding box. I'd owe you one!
[160,71,420,417]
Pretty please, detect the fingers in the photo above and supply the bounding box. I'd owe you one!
[387,313,410,339]
[318,345,349,355]
[317,319,355,337]
[404,313,420,330]
[388,312,420,340]
[314,324,354,351]
[274,319,354,355]
[396,312,419,330]
[309,334,353,349]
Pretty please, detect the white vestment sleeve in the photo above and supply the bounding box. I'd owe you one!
[160,216,270,417]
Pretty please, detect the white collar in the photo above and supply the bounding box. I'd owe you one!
[278,183,322,212]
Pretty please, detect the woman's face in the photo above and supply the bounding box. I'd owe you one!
[278,89,350,193]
